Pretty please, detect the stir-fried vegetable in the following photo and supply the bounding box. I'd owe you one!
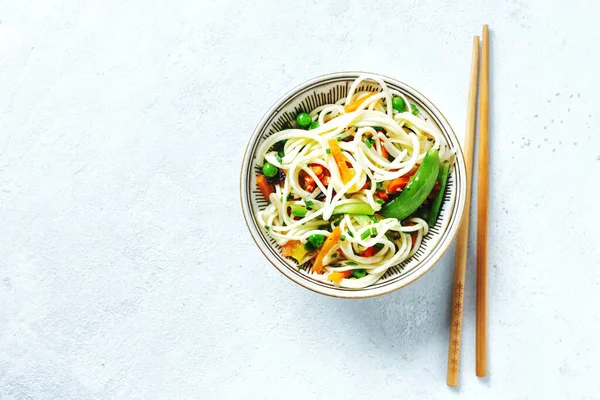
[256,174,274,201]
[328,138,357,192]
[312,226,342,274]
[380,149,440,221]
[333,203,375,215]
[344,92,377,113]
[427,161,450,227]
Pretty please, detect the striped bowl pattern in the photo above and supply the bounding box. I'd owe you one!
[240,72,467,298]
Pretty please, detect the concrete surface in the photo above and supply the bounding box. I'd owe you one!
[1,0,600,399]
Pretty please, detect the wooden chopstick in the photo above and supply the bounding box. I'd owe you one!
[446,35,480,387]
[476,24,490,378]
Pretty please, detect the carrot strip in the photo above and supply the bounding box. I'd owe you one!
[386,176,410,193]
[312,226,342,274]
[327,270,352,284]
[380,140,389,159]
[376,190,389,201]
[256,174,274,200]
[328,139,356,191]
[344,92,377,113]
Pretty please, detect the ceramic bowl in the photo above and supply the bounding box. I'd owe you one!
[240,72,467,298]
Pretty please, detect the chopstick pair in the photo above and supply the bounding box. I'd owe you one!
[446,25,490,387]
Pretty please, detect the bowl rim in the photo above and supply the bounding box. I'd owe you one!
[240,71,467,299]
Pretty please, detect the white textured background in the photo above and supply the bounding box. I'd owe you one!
[1,1,600,399]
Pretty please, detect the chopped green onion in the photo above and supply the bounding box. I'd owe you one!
[346,261,358,266]
[264,225,270,231]
[371,227,378,236]
[365,138,374,149]
[305,199,314,207]
[329,263,342,267]
[385,234,393,241]
[369,216,378,223]
[351,269,367,278]
[337,136,342,141]
[307,234,325,248]
[376,199,385,205]
[326,149,331,154]
[360,230,370,240]
[340,235,346,241]
[375,243,384,249]
[347,231,354,238]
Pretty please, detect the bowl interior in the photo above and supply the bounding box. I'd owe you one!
[241,72,466,298]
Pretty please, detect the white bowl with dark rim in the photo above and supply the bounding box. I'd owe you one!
[240,72,467,298]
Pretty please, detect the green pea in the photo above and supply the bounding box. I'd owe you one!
[411,104,419,115]
[296,112,312,128]
[392,96,407,113]
[308,121,319,130]
[262,162,278,177]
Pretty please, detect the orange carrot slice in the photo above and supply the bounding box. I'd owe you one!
[327,270,352,284]
[312,226,342,274]
[328,139,356,191]
[256,174,274,200]
[344,92,377,113]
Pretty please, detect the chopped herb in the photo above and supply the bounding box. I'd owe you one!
[272,139,287,152]
[360,230,370,240]
[305,199,314,207]
[351,269,367,278]
[329,263,341,267]
[340,235,346,241]
[346,261,358,266]
[375,243,384,249]
[371,227,378,236]
[365,138,374,149]
[304,234,326,252]
[264,225,270,231]
[385,234,393,241]
[369,216,378,223]
[347,231,354,238]
[337,136,342,141]
[376,199,385,205]
[376,182,383,191]
[326,148,331,154]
